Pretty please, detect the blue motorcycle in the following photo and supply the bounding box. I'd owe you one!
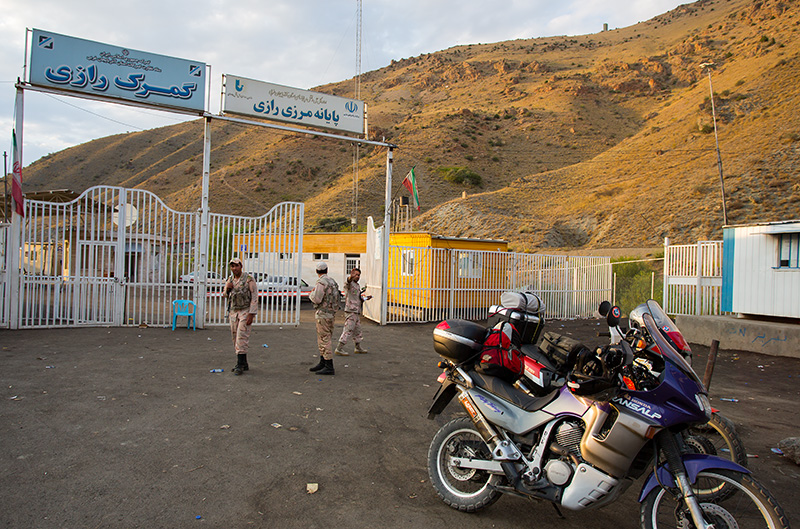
[427,300,789,528]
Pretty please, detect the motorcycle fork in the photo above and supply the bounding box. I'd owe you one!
[657,431,714,529]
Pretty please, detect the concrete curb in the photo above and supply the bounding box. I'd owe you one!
[676,315,800,359]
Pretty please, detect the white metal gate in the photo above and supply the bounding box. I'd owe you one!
[374,246,611,324]
[663,240,723,316]
[4,186,303,328]
[0,223,8,327]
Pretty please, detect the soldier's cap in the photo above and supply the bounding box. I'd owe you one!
[316,262,328,272]
[229,257,243,265]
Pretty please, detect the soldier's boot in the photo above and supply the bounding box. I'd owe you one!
[309,356,326,372]
[233,354,247,375]
[354,342,368,354]
[334,342,349,356]
[317,358,335,376]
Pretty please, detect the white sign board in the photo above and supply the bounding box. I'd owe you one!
[29,29,207,114]
[223,75,364,135]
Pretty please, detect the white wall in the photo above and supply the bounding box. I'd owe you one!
[728,222,800,318]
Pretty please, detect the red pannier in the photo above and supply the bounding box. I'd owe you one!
[475,321,524,383]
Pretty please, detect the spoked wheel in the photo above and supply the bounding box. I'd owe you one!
[684,412,748,501]
[685,412,747,467]
[427,417,504,512]
[640,469,789,529]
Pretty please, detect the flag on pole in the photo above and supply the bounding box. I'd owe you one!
[11,129,24,217]
[402,166,420,211]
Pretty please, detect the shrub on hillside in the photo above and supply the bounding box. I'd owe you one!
[435,166,483,187]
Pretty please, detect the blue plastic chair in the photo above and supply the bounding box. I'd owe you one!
[172,300,196,331]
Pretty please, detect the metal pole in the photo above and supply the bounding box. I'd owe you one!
[3,151,7,222]
[8,86,24,329]
[380,148,393,325]
[196,115,212,329]
[700,63,728,226]
[703,339,720,390]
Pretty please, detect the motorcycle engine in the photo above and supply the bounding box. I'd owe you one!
[545,420,585,486]
[554,420,585,459]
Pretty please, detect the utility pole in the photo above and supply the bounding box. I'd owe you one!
[352,0,363,232]
[700,62,728,226]
[3,151,7,222]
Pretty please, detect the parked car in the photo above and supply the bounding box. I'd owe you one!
[179,271,225,287]
[253,274,313,301]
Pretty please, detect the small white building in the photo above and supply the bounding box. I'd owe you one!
[721,220,800,319]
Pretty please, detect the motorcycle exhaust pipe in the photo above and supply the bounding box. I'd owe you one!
[457,392,501,445]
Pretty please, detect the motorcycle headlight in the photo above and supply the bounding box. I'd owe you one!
[695,393,712,420]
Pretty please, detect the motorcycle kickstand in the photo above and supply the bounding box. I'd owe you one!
[550,503,565,519]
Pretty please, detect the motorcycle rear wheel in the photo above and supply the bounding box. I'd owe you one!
[640,468,789,529]
[686,412,747,467]
[427,417,504,512]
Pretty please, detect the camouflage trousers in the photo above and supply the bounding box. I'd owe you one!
[316,317,335,360]
[229,309,253,355]
[338,312,363,346]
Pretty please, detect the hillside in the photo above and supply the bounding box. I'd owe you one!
[22,0,800,252]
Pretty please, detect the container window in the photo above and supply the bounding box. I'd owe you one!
[401,249,415,276]
[778,233,799,268]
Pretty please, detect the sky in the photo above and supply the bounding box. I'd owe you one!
[0,0,693,170]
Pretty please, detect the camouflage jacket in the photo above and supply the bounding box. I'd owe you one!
[343,279,363,313]
[227,272,258,313]
[309,274,340,320]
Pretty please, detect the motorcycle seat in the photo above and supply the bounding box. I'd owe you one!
[470,371,559,411]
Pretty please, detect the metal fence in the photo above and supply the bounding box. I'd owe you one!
[2,186,303,329]
[663,240,723,316]
[381,246,611,324]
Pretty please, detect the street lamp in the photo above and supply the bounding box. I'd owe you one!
[700,62,728,226]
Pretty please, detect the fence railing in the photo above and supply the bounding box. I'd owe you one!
[378,246,611,324]
[663,240,723,316]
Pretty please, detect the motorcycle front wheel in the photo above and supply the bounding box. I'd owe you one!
[427,417,504,512]
[640,469,789,529]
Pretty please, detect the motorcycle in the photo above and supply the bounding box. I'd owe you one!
[597,300,748,471]
[427,300,788,528]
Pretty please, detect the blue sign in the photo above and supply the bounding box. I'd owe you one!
[29,29,207,114]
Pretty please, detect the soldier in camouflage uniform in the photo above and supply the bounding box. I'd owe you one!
[223,257,258,375]
[308,262,340,375]
[335,267,371,356]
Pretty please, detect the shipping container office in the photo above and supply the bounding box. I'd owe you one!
[721,220,800,319]
[387,233,509,312]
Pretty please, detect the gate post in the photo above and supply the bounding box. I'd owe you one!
[379,148,392,325]
[113,188,127,325]
[196,116,212,329]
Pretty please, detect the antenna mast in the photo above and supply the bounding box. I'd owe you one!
[352,0,362,231]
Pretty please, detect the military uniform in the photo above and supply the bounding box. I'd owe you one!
[336,277,368,354]
[226,259,258,375]
[308,264,339,375]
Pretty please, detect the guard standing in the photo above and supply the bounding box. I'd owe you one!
[308,262,340,375]
[224,257,258,375]
[335,267,371,355]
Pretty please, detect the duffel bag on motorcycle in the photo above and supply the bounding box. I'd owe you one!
[539,331,589,370]
[475,321,524,383]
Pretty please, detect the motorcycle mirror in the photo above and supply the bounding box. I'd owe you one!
[607,305,622,328]
[598,301,611,317]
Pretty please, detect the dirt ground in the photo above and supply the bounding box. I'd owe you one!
[1,307,798,529]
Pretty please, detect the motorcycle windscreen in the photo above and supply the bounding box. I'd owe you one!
[642,312,703,388]
[645,300,691,355]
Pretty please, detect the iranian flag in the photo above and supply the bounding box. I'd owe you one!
[402,166,420,211]
[11,129,24,217]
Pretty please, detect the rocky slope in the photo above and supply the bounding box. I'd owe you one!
[22,0,800,251]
